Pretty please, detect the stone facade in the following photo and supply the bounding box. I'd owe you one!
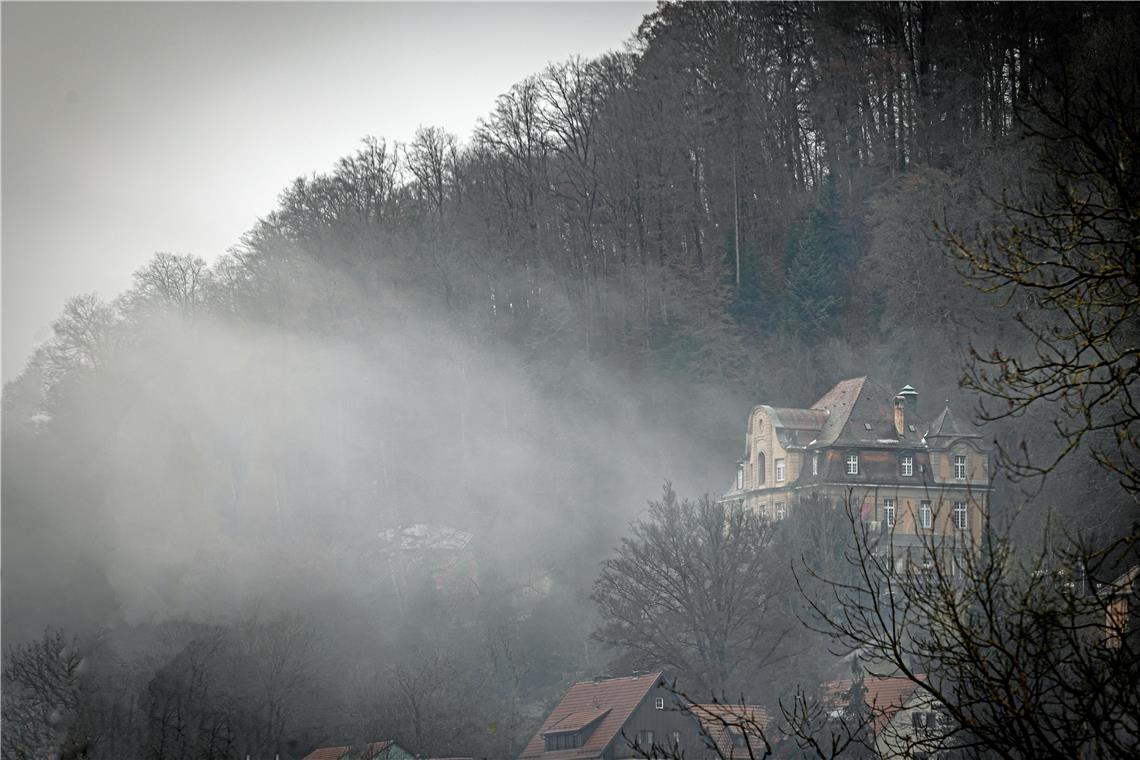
[724,377,992,554]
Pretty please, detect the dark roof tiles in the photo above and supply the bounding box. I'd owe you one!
[926,405,979,438]
[811,376,867,445]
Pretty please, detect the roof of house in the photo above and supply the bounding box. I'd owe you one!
[770,407,829,431]
[810,376,868,445]
[1105,564,1140,595]
[301,741,395,760]
[692,704,772,759]
[756,376,929,449]
[546,708,611,734]
[826,675,926,734]
[926,405,979,439]
[519,672,663,760]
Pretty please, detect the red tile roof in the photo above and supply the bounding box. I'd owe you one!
[826,675,926,733]
[519,673,663,760]
[691,704,772,759]
[301,741,394,760]
[546,708,612,733]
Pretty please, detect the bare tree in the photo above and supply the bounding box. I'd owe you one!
[43,293,119,377]
[948,15,1140,498]
[592,484,783,694]
[126,253,213,317]
[2,630,92,760]
[796,500,1140,760]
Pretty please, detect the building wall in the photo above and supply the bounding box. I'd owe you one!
[605,682,713,760]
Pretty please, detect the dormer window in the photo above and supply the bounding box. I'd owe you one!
[736,466,744,490]
[775,459,786,482]
[900,456,913,477]
[846,453,859,475]
[545,732,580,751]
[954,455,967,480]
[812,453,819,476]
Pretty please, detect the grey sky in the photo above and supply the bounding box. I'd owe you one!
[1,1,655,381]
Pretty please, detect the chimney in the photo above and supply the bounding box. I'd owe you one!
[896,385,919,436]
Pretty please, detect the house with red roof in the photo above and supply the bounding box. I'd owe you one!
[687,703,771,759]
[300,739,413,760]
[824,674,958,758]
[519,672,716,760]
[724,376,992,559]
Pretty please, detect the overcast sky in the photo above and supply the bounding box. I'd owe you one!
[1,1,655,381]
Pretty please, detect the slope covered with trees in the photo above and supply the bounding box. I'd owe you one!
[3,2,1137,758]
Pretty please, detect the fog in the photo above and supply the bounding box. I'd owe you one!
[4,294,748,636]
[4,3,1137,759]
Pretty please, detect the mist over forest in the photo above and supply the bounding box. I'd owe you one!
[3,3,1138,759]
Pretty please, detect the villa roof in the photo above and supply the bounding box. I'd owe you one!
[926,405,980,438]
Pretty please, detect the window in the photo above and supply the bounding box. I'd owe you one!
[954,455,967,480]
[736,466,744,490]
[775,502,786,520]
[900,456,913,477]
[756,453,766,484]
[953,501,968,530]
[883,498,896,527]
[545,733,579,751]
[671,731,681,747]
[775,458,785,482]
[812,453,819,476]
[920,500,932,529]
[654,697,665,710]
[637,730,654,748]
[846,453,859,475]
[730,730,747,749]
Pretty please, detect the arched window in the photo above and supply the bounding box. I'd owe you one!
[755,452,766,484]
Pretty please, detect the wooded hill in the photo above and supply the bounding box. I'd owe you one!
[3,3,1137,758]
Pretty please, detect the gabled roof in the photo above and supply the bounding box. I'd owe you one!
[691,704,771,758]
[302,741,396,760]
[926,405,979,438]
[519,672,663,760]
[826,675,926,734]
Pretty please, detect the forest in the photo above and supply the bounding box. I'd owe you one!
[3,2,1137,758]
